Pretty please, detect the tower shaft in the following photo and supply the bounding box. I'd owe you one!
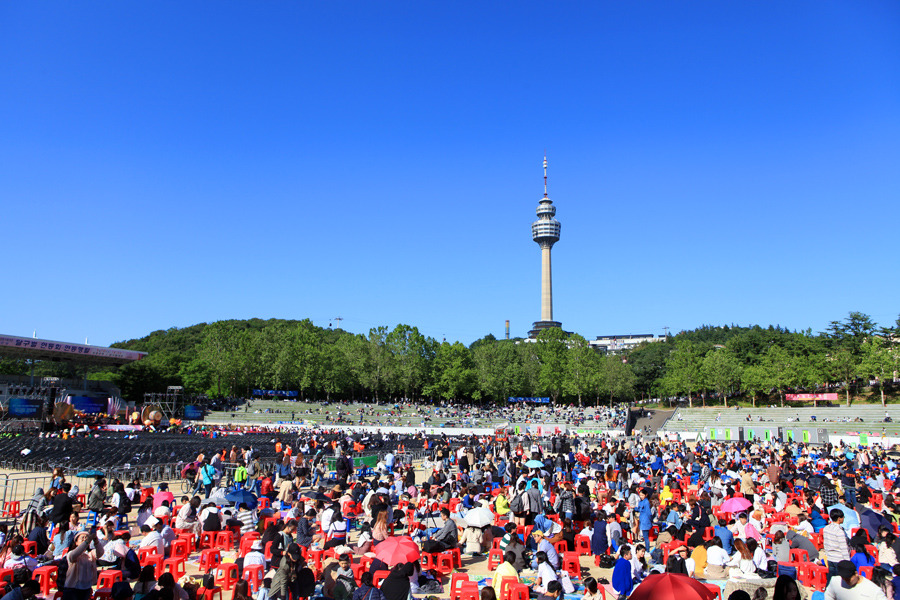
[541,246,553,322]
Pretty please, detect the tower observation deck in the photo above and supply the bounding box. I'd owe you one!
[529,156,562,338]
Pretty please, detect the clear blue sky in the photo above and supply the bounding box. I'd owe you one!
[2,1,899,347]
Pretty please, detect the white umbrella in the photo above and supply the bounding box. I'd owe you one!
[465,507,494,528]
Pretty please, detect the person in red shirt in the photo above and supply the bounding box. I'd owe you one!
[260,475,275,500]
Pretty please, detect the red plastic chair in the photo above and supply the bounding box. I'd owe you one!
[488,549,503,569]
[171,538,190,560]
[199,549,221,572]
[859,566,875,580]
[574,535,591,556]
[560,552,581,578]
[789,548,809,563]
[199,531,216,550]
[214,530,234,551]
[216,563,239,591]
[703,583,723,600]
[97,570,122,589]
[163,558,186,579]
[242,565,264,593]
[33,565,58,597]
[450,574,470,600]
[141,554,164,577]
[373,570,390,588]
[21,541,37,556]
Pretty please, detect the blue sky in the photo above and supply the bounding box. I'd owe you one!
[2,1,899,347]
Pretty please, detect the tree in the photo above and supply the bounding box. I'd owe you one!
[602,354,635,405]
[827,348,859,406]
[427,342,476,401]
[700,348,743,408]
[859,337,892,407]
[199,321,241,395]
[386,325,434,401]
[760,345,792,407]
[660,341,701,407]
[534,328,569,403]
[564,335,599,406]
[826,311,876,355]
[473,341,526,403]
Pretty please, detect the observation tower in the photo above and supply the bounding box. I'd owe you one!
[529,156,562,338]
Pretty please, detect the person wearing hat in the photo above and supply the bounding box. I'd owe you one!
[529,530,559,571]
[238,539,266,573]
[63,528,102,600]
[139,517,164,557]
[825,559,888,600]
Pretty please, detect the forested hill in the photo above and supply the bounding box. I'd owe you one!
[1,312,896,406]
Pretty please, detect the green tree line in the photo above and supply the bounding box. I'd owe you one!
[1,312,896,406]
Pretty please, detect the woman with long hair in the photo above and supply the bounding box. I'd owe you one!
[727,539,756,575]
[372,509,389,544]
[231,580,251,600]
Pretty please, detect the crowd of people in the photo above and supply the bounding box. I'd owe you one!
[3,428,900,600]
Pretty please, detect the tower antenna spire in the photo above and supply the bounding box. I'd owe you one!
[543,154,548,197]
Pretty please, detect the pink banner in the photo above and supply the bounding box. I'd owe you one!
[785,393,839,401]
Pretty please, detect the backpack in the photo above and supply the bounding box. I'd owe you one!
[333,574,356,600]
[509,493,524,514]
[122,548,141,580]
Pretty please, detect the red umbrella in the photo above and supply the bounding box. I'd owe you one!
[373,535,420,566]
[629,573,717,600]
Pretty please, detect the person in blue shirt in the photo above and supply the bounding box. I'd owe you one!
[809,508,828,532]
[851,543,876,570]
[713,519,735,555]
[637,489,654,546]
[591,515,608,557]
[612,545,634,599]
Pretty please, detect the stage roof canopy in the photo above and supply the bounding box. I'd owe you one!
[0,334,147,367]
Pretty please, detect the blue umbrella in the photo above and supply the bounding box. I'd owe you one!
[827,504,860,532]
[225,489,258,510]
[525,459,544,469]
[76,470,105,478]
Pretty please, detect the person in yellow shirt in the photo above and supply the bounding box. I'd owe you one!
[495,491,510,516]
[492,550,520,596]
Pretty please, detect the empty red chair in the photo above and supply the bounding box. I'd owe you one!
[21,541,37,556]
[33,565,58,597]
[216,563,240,591]
[171,539,190,560]
[703,584,723,600]
[2,502,20,518]
[199,531,216,550]
[450,574,470,600]
[163,558,186,579]
[498,577,518,600]
[574,535,591,556]
[488,549,503,569]
[242,565,264,593]
[199,549,221,572]
[458,582,479,600]
[560,552,580,578]
[373,570,390,588]
[138,547,159,563]
[214,530,234,551]
[860,566,875,580]
[141,554,164,577]
[554,540,567,555]
[507,584,529,600]
[97,570,122,589]
[0,569,14,585]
